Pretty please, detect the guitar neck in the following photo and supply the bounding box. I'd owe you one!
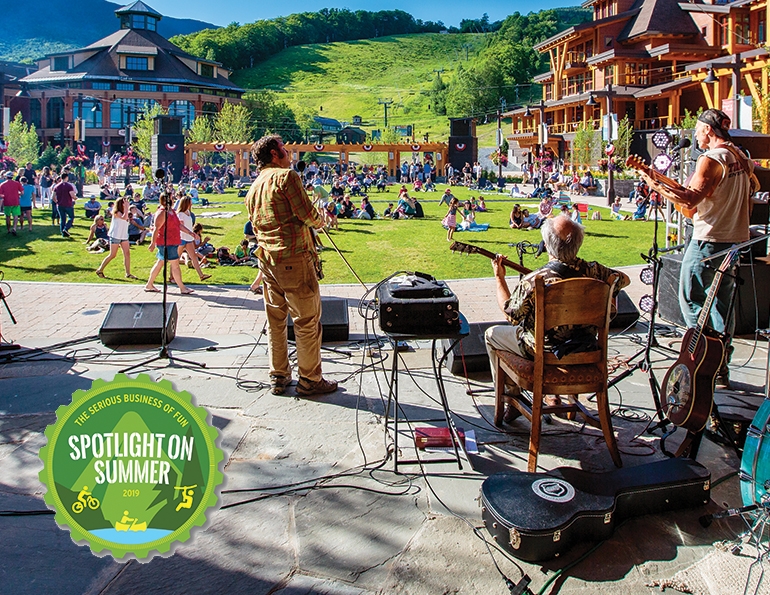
[636,161,682,190]
[449,242,532,275]
[689,250,738,352]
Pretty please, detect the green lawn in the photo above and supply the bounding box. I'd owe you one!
[233,34,489,141]
[0,185,661,286]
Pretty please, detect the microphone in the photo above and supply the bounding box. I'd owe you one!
[296,161,307,173]
[155,168,166,181]
[678,137,691,150]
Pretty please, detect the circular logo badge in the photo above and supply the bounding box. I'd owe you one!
[531,478,575,503]
[38,374,224,561]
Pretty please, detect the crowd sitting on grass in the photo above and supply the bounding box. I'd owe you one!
[1,156,659,296]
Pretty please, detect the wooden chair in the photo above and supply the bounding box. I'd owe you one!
[492,275,622,472]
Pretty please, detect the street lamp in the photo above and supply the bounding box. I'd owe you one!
[587,84,616,206]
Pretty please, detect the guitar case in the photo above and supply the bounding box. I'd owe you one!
[481,458,710,562]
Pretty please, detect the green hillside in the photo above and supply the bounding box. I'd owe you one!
[232,33,489,141]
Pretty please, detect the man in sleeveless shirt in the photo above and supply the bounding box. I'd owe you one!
[641,108,758,387]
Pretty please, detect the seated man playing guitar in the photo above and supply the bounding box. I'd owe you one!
[636,108,759,387]
[485,215,630,416]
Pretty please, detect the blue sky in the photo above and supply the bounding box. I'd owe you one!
[142,0,578,28]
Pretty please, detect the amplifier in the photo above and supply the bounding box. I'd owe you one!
[377,273,459,335]
[288,296,349,342]
[99,302,178,346]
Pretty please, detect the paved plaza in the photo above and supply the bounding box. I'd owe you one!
[1,260,767,595]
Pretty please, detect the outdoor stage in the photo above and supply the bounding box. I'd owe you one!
[0,274,765,595]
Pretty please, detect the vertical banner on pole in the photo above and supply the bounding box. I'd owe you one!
[1,107,10,137]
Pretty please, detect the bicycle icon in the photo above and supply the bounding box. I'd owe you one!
[72,486,100,514]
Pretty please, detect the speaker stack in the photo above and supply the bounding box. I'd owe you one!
[658,254,770,335]
[99,303,178,346]
[448,117,478,172]
[151,116,184,181]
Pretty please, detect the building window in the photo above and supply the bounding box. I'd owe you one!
[47,97,65,128]
[73,99,103,128]
[121,14,158,31]
[139,84,157,92]
[200,64,214,78]
[216,91,225,97]
[125,56,149,70]
[53,56,69,71]
[202,102,218,118]
[168,100,195,129]
[188,87,200,93]
[92,82,111,90]
[735,13,750,44]
[760,12,767,43]
[116,83,135,91]
[29,99,42,129]
[163,85,180,93]
[719,16,728,46]
[110,98,156,128]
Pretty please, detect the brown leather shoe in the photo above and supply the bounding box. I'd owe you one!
[270,375,292,395]
[296,377,338,397]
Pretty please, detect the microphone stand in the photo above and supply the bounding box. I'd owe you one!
[608,195,675,432]
[0,271,20,351]
[122,169,205,373]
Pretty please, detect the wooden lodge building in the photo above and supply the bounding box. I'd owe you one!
[507,0,770,161]
[17,1,244,155]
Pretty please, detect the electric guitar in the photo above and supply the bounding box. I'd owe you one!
[625,154,696,218]
[449,241,532,275]
[661,249,739,431]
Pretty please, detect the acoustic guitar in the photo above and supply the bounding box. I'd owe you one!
[625,154,696,218]
[449,241,532,275]
[661,249,738,431]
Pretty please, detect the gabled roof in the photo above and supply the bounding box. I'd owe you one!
[115,1,162,18]
[619,0,700,41]
[534,9,641,52]
[22,27,242,92]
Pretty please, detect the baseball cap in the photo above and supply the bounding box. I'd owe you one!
[698,108,733,142]
[4,171,12,178]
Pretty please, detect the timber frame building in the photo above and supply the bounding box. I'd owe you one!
[17,1,243,155]
[508,0,770,158]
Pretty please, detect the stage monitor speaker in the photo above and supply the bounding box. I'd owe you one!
[100,302,178,346]
[442,321,507,375]
[611,289,640,329]
[658,254,770,335]
[288,297,349,343]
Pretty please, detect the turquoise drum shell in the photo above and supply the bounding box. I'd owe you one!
[741,399,770,506]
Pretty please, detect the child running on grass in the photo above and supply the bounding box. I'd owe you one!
[442,197,459,241]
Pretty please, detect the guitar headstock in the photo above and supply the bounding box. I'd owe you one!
[719,249,740,272]
[449,241,479,256]
[625,154,647,170]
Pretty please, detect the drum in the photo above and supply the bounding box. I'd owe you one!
[740,398,770,506]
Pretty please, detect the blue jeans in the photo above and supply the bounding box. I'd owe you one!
[58,205,74,235]
[678,239,735,335]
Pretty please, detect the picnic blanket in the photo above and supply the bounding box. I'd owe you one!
[195,211,242,219]
[456,222,490,232]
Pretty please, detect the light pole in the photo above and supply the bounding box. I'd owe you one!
[536,99,546,188]
[587,84,615,206]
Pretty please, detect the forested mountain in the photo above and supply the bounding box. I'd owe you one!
[170,9,445,71]
[0,0,215,63]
